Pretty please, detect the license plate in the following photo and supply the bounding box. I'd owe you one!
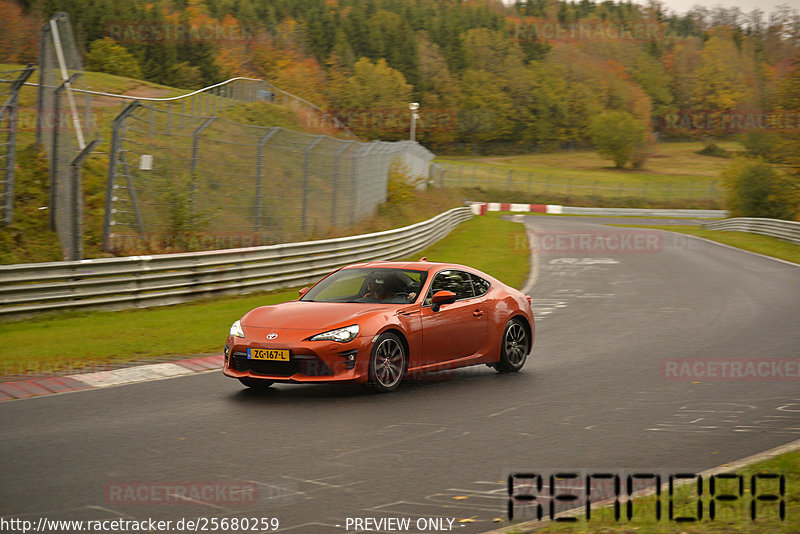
[247,348,290,361]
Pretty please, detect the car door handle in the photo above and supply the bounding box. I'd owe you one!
[473,310,484,317]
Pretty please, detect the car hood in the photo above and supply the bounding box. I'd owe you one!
[241,300,401,332]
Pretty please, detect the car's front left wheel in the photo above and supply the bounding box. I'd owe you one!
[365,332,406,392]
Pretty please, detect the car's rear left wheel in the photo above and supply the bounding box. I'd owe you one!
[365,333,406,392]
[239,377,274,390]
[495,318,530,373]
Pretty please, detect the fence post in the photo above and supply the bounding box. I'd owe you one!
[103,100,141,252]
[254,127,279,232]
[191,117,216,177]
[50,72,81,231]
[302,136,325,234]
[2,65,34,225]
[36,23,48,145]
[68,139,99,261]
[350,143,373,225]
[331,141,354,228]
[189,116,216,215]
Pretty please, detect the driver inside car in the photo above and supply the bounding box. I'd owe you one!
[363,272,416,303]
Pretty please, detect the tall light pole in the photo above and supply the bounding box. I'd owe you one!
[409,102,419,141]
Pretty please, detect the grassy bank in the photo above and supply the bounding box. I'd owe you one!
[0,213,528,376]
[525,450,799,533]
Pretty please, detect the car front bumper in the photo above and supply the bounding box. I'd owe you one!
[222,335,373,383]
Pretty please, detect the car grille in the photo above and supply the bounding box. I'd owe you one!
[231,353,333,377]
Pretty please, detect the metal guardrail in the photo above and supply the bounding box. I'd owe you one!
[702,217,800,246]
[561,207,727,218]
[0,207,472,317]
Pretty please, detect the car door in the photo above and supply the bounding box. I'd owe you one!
[420,269,488,366]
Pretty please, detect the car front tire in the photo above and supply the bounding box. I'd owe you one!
[365,332,406,392]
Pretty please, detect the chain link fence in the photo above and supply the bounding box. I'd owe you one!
[103,100,434,254]
[37,12,101,260]
[0,65,34,225]
[430,162,721,203]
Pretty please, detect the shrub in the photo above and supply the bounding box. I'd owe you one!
[722,157,799,220]
[589,111,649,169]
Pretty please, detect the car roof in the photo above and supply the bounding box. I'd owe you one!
[343,260,470,272]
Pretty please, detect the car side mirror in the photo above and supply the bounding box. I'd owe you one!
[431,290,456,312]
[298,287,310,299]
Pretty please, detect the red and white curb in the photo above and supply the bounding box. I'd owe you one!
[469,202,563,215]
[0,355,222,401]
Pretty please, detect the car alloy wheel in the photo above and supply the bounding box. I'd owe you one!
[367,333,406,392]
[496,319,529,373]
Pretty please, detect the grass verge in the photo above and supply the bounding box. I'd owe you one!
[612,225,800,265]
[0,214,528,375]
[525,450,799,533]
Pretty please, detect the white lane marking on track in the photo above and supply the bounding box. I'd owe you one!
[86,505,135,518]
[488,406,520,418]
[69,363,193,388]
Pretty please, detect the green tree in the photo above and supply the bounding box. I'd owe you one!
[590,110,649,168]
[85,37,142,78]
[458,69,516,147]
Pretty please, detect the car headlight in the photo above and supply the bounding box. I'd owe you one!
[229,320,245,338]
[310,324,359,343]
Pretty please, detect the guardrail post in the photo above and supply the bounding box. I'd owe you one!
[103,100,142,252]
[302,136,325,234]
[331,141,354,228]
[255,127,279,232]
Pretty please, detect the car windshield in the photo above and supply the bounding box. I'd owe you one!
[301,268,428,304]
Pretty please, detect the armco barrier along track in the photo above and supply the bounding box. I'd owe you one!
[0,207,472,317]
[703,217,800,246]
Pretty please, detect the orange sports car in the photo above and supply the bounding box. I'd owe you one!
[223,259,534,392]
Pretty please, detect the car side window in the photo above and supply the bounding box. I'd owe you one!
[425,270,475,305]
[470,274,491,297]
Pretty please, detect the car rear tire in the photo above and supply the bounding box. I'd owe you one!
[365,332,406,392]
[495,318,530,373]
[238,377,274,390]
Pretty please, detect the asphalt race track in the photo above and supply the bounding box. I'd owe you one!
[2,214,799,533]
